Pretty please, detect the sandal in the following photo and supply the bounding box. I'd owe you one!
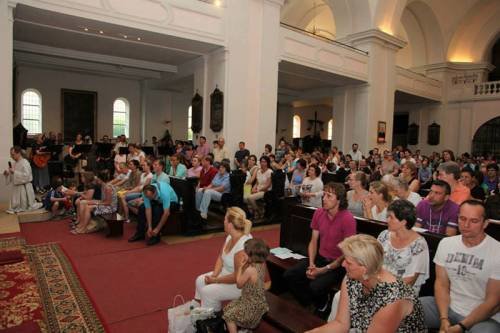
[70,228,86,235]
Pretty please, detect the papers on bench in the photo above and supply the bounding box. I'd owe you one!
[412,226,428,233]
[270,247,307,260]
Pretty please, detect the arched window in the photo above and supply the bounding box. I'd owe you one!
[327,119,333,140]
[293,115,301,138]
[187,106,193,141]
[113,98,129,137]
[21,89,42,134]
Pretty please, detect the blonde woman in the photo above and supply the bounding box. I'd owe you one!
[307,234,425,333]
[194,207,253,311]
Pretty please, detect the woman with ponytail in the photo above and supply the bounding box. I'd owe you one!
[194,207,253,311]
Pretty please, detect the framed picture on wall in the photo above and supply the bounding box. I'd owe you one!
[377,121,386,143]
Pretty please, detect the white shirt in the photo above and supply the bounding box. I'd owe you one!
[221,234,252,275]
[348,150,363,161]
[399,192,422,207]
[300,177,324,208]
[434,235,500,322]
[371,205,387,222]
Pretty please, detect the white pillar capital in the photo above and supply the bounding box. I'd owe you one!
[341,29,407,53]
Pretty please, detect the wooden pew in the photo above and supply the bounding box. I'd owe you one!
[263,291,325,333]
[169,177,201,234]
[100,212,126,237]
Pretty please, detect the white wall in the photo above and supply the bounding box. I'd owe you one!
[407,99,500,156]
[144,89,173,143]
[16,66,142,142]
[15,66,183,144]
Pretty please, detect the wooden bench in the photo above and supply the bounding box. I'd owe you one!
[101,213,126,237]
[263,291,325,333]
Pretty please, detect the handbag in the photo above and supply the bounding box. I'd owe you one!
[168,295,198,333]
[194,314,226,333]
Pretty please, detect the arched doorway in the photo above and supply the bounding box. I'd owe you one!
[472,116,500,158]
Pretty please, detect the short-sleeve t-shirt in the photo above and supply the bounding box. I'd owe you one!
[416,199,459,234]
[142,182,178,210]
[433,235,500,322]
[377,230,430,294]
[310,208,356,260]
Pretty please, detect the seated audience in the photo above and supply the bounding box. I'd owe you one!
[120,160,153,222]
[109,162,130,188]
[381,150,400,176]
[117,160,141,193]
[151,159,169,184]
[127,143,146,163]
[168,154,187,178]
[195,207,252,311]
[378,200,429,294]
[400,161,420,193]
[363,181,391,222]
[234,141,250,168]
[394,178,422,207]
[43,178,72,215]
[213,137,229,163]
[72,171,117,234]
[288,158,306,195]
[437,161,471,205]
[247,154,259,178]
[284,183,355,316]
[196,161,231,219]
[244,156,273,218]
[199,156,218,189]
[461,168,486,201]
[128,182,179,246]
[187,155,202,178]
[300,164,324,208]
[420,200,500,333]
[415,180,459,236]
[195,136,210,158]
[418,156,433,187]
[346,171,369,217]
[307,234,425,333]
[223,238,270,333]
[482,163,499,194]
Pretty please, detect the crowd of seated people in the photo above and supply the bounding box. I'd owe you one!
[11,128,500,330]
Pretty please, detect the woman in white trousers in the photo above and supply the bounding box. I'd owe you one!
[194,207,252,311]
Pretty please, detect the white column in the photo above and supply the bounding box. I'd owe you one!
[222,0,283,157]
[342,30,405,153]
[0,0,14,203]
[140,80,147,144]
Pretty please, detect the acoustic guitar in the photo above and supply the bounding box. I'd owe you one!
[33,152,51,168]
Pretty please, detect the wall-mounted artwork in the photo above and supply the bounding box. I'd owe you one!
[210,86,223,132]
[377,121,386,143]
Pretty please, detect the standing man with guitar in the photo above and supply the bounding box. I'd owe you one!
[31,133,51,193]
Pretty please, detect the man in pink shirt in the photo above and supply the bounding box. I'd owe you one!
[284,182,356,315]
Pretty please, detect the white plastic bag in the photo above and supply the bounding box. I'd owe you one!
[168,295,199,333]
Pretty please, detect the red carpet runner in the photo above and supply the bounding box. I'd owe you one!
[19,219,280,333]
[0,236,106,332]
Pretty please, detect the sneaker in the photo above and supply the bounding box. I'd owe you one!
[146,236,161,246]
[200,212,208,220]
[5,209,16,215]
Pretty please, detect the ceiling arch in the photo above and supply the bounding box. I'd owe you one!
[447,0,500,62]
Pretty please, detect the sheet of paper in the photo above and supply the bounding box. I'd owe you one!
[270,247,292,255]
[412,226,428,233]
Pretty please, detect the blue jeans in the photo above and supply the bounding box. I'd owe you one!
[196,189,222,214]
[420,296,500,333]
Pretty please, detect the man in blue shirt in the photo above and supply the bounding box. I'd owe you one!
[128,182,179,246]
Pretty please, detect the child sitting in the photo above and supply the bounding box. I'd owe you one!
[43,178,72,215]
[223,238,270,333]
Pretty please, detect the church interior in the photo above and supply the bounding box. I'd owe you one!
[1,0,500,332]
